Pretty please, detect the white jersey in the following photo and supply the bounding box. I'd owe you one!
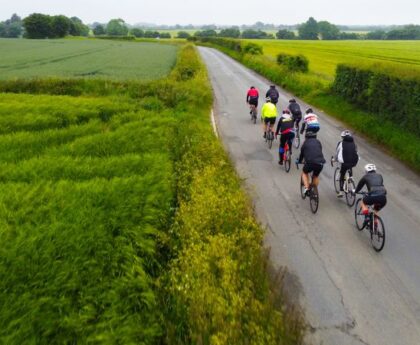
[303,113,320,128]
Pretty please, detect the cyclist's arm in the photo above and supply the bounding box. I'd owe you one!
[298,143,305,164]
[355,177,366,193]
[300,122,306,134]
[275,118,282,136]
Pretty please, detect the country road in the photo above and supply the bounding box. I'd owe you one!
[198,47,420,345]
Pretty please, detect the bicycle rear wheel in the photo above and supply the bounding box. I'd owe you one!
[252,109,257,124]
[300,177,306,199]
[268,131,273,149]
[371,215,386,252]
[354,198,365,231]
[293,132,300,149]
[333,167,340,193]
[310,185,319,214]
[285,150,291,172]
[345,179,356,207]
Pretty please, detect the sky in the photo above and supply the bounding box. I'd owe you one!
[1,0,419,26]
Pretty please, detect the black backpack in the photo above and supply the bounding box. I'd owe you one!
[289,102,302,117]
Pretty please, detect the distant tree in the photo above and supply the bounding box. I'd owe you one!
[177,31,191,39]
[93,24,105,36]
[159,32,171,39]
[51,15,71,38]
[366,30,386,40]
[241,29,270,39]
[219,27,240,38]
[339,32,361,40]
[276,29,295,39]
[7,22,23,37]
[0,13,23,38]
[143,30,159,38]
[298,17,319,40]
[23,13,52,39]
[106,19,128,36]
[130,28,144,37]
[386,25,420,39]
[318,21,340,40]
[194,29,217,37]
[202,24,217,30]
[69,17,89,36]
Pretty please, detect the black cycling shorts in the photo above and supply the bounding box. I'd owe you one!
[303,163,323,177]
[249,97,258,106]
[363,194,387,211]
[264,117,276,125]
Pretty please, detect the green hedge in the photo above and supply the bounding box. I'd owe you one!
[277,53,309,73]
[333,64,420,136]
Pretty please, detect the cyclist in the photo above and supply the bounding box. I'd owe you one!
[335,130,359,197]
[300,108,320,135]
[296,131,326,195]
[275,109,295,165]
[265,85,280,106]
[261,97,277,138]
[353,164,387,224]
[288,98,302,132]
[246,86,259,115]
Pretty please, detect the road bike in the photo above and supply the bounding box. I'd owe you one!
[283,140,292,172]
[331,156,356,207]
[265,125,275,149]
[296,162,319,213]
[249,104,257,124]
[354,192,386,252]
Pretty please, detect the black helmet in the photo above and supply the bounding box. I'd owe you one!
[306,108,313,114]
[270,84,276,88]
[289,98,296,103]
[250,86,255,89]
[305,131,317,138]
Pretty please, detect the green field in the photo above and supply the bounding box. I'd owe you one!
[0,38,177,80]
[250,39,420,81]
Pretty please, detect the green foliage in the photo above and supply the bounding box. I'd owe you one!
[277,53,309,72]
[194,29,218,37]
[51,15,71,38]
[106,18,128,36]
[298,17,319,40]
[93,24,105,36]
[318,21,340,40]
[219,27,241,38]
[0,14,23,38]
[130,28,144,37]
[177,31,191,39]
[241,29,272,39]
[276,29,295,39]
[23,13,52,39]
[243,42,263,55]
[333,64,420,136]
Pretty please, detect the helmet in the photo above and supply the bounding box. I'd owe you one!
[289,98,296,103]
[250,86,255,89]
[305,131,317,138]
[283,109,290,114]
[266,97,271,102]
[306,108,313,114]
[364,163,376,173]
[341,130,352,138]
[270,84,276,88]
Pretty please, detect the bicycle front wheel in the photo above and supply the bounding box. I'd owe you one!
[310,185,319,214]
[346,179,356,207]
[285,151,291,173]
[268,132,273,149]
[371,215,386,252]
[300,177,306,199]
[334,167,340,193]
[293,133,300,149]
[354,198,365,231]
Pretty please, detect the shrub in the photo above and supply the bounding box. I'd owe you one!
[277,53,309,72]
[243,42,263,55]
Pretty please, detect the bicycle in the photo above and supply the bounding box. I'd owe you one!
[283,140,292,172]
[249,104,257,124]
[293,123,301,149]
[354,192,386,252]
[330,156,356,207]
[296,162,319,213]
[265,125,275,149]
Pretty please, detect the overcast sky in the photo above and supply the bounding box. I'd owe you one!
[1,0,419,26]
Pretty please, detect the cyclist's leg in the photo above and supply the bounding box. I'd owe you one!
[268,118,276,136]
[311,164,323,187]
[339,164,347,191]
[279,134,287,163]
[262,118,267,136]
[288,132,295,154]
[302,164,312,189]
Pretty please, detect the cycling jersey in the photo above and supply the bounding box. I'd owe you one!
[300,112,320,134]
[336,136,359,165]
[288,102,302,118]
[355,172,387,196]
[266,87,279,104]
[298,137,326,165]
[261,102,277,119]
[246,88,259,102]
[275,113,294,135]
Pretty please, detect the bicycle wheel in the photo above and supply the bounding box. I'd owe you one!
[300,177,306,199]
[371,215,385,252]
[354,199,365,231]
[268,131,273,149]
[333,167,341,193]
[293,132,300,149]
[310,185,319,214]
[345,179,356,207]
[285,150,291,172]
[252,109,257,124]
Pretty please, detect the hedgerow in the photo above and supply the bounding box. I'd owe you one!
[277,53,309,72]
[0,44,303,344]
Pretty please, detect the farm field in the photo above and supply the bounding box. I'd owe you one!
[249,39,420,81]
[0,38,177,80]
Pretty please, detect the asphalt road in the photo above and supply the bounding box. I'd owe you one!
[199,47,420,345]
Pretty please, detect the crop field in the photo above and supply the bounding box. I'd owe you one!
[0,38,177,80]
[250,39,420,81]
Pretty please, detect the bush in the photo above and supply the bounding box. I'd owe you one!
[277,53,309,72]
[243,42,263,55]
[333,64,420,136]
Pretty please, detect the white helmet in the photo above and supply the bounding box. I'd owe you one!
[364,163,376,173]
[265,97,271,102]
[341,130,352,138]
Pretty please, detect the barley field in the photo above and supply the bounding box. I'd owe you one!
[0,38,178,80]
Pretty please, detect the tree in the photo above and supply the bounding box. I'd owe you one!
[159,32,171,39]
[0,13,23,38]
[177,31,191,39]
[51,15,70,38]
[93,24,105,36]
[219,27,240,38]
[106,19,128,36]
[241,29,270,39]
[23,13,52,39]
[144,30,160,38]
[318,21,340,40]
[298,17,319,40]
[276,29,295,39]
[69,17,89,36]
[194,29,217,37]
[366,30,386,40]
[130,28,144,37]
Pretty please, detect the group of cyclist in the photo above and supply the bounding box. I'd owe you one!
[246,85,387,222]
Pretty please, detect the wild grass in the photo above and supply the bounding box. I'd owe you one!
[0,38,178,80]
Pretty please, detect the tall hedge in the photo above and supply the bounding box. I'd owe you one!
[333,64,420,136]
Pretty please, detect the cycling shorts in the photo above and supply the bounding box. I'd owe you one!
[264,117,276,125]
[303,163,323,177]
[363,194,387,211]
[248,97,258,106]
